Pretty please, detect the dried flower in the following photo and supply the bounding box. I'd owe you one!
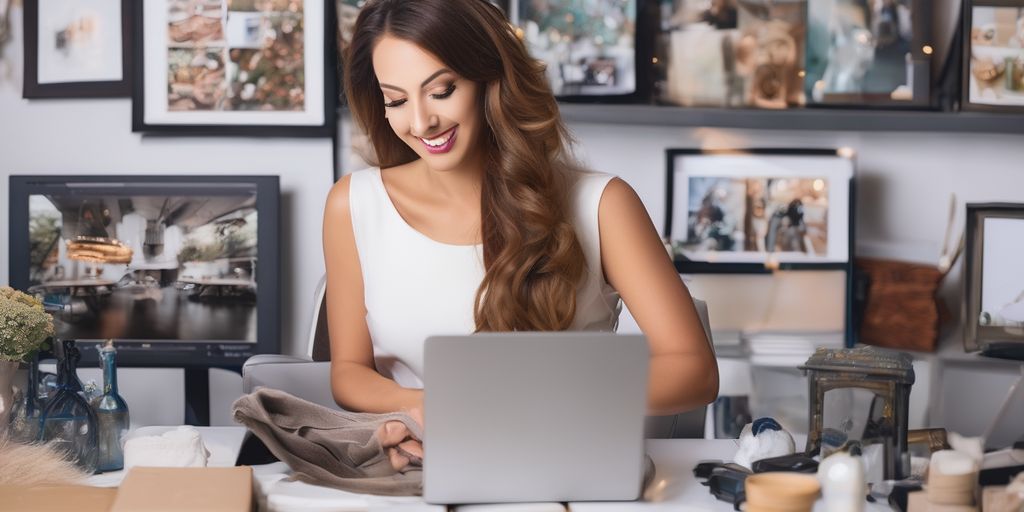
[0,287,54,362]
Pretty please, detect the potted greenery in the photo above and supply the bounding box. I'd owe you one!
[0,287,54,434]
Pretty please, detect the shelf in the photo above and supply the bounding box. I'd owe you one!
[558,103,1024,135]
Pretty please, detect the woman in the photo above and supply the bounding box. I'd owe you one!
[323,0,718,469]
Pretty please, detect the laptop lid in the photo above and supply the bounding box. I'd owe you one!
[422,332,649,504]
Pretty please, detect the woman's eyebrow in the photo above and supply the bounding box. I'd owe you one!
[379,68,453,93]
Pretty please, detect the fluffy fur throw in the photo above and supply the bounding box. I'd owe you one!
[0,436,88,486]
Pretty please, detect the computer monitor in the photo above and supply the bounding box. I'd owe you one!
[8,175,280,367]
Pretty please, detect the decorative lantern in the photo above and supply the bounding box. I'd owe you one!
[800,346,915,480]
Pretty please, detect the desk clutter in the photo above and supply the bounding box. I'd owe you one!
[693,347,1024,512]
[4,339,129,474]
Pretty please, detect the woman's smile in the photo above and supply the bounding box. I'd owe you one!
[419,126,458,154]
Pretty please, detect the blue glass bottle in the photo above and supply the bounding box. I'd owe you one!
[92,340,130,472]
[38,339,99,473]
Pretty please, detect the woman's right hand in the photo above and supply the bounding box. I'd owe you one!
[379,406,424,471]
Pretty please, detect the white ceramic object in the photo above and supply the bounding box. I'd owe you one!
[733,422,796,470]
[817,452,866,512]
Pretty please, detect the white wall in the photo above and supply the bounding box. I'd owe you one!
[1,7,332,424]
[5,1,1024,430]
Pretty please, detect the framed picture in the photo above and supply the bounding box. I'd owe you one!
[805,0,931,107]
[510,0,641,101]
[964,203,1024,357]
[133,0,336,136]
[664,148,854,272]
[653,0,806,109]
[962,0,1024,113]
[23,0,131,98]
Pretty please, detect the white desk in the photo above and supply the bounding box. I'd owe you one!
[252,439,893,512]
[79,428,891,511]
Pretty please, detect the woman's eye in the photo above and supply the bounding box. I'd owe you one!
[430,84,456,100]
[384,98,407,108]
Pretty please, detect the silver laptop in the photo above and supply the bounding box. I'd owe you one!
[422,332,649,504]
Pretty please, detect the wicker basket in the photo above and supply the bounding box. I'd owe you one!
[855,257,947,352]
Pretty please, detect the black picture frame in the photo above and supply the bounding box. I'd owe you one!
[22,0,132,99]
[508,0,647,103]
[664,148,856,274]
[804,0,933,109]
[133,0,337,137]
[962,0,1024,114]
[963,203,1024,357]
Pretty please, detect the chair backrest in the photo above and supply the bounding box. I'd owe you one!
[308,274,331,362]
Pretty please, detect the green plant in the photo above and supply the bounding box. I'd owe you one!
[0,287,54,362]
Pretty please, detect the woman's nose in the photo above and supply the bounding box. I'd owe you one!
[411,103,440,137]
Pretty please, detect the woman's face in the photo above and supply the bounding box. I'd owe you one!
[372,35,485,173]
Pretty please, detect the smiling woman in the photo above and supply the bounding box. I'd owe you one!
[324,0,719,469]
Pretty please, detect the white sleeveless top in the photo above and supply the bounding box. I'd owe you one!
[348,167,621,388]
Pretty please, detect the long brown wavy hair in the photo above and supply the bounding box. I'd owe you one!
[345,0,586,332]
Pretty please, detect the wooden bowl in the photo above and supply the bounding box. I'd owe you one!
[745,472,821,512]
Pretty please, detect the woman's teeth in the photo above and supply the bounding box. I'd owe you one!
[422,128,454,147]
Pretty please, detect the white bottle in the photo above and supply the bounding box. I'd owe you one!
[818,451,866,512]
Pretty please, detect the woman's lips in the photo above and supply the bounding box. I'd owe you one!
[419,126,457,154]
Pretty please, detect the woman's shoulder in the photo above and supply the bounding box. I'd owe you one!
[568,169,625,203]
[328,166,382,199]
[326,167,379,214]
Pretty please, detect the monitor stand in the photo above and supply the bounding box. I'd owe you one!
[183,367,242,427]
[184,368,210,426]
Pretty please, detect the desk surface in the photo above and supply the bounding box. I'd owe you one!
[85,428,888,511]
[253,438,892,512]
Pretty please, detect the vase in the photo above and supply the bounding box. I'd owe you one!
[9,354,44,442]
[0,360,18,436]
[38,340,99,473]
[91,340,129,472]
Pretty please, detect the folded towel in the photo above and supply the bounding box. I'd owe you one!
[232,388,423,496]
[123,426,210,468]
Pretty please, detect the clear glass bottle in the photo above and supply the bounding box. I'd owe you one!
[38,339,99,473]
[91,340,130,472]
[8,352,44,443]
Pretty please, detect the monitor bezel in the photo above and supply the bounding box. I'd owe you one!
[8,174,281,368]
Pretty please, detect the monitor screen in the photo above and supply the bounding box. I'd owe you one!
[8,175,280,367]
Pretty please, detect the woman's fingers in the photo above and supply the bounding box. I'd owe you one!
[388,446,411,470]
[398,438,424,459]
[379,414,426,471]
[378,420,411,447]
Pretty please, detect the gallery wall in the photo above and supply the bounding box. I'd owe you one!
[0,7,332,425]
[4,0,1024,430]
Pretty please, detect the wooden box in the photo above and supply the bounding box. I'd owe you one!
[856,257,946,352]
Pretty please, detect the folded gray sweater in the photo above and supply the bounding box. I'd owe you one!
[232,388,423,496]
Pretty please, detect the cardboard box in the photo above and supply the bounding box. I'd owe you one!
[110,466,252,512]
[0,485,117,512]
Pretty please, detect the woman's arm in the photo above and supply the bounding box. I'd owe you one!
[323,175,423,413]
[598,178,720,416]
